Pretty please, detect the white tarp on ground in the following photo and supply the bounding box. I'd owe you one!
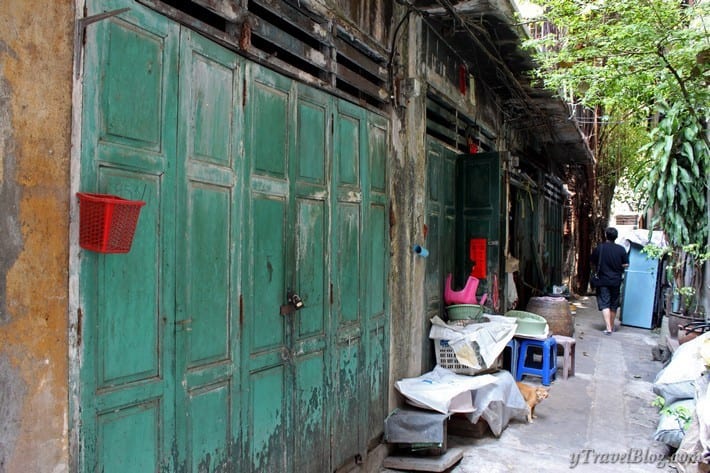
[461,370,528,436]
[394,367,527,435]
[428,315,517,369]
[394,366,497,414]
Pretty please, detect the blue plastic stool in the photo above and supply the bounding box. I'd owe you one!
[502,338,519,379]
[515,336,557,386]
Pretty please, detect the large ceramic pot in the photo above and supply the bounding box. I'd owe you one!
[667,311,702,339]
[525,296,574,337]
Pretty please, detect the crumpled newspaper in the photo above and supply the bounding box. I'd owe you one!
[429,315,517,369]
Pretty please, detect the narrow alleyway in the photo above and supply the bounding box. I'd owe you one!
[385,296,676,473]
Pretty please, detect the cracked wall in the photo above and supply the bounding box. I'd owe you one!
[0,1,74,472]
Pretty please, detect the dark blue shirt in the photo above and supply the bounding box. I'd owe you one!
[590,241,629,286]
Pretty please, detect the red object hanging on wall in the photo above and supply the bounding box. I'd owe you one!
[77,192,145,253]
[458,64,467,95]
[469,238,487,279]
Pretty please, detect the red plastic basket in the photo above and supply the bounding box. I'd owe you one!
[77,192,146,253]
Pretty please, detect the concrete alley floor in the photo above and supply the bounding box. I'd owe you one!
[386,295,676,473]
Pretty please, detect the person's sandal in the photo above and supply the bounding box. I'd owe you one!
[603,330,612,335]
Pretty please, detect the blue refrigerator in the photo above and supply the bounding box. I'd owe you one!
[621,242,661,329]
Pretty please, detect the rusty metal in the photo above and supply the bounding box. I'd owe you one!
[74,8,130,78]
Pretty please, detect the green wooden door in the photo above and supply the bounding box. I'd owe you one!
[242,65,334,472]
[361,106,389,456]
[242,65,390,472]
[241,63,294,472]
[174,29,242,472]
[291,83,331,473]
[79,4,389,471]
[455,153,502,299]
[330,98,389,467]
[424,138,457,366]
[78,6,180,472]
[80,7,243,472]
[331,99,364,466]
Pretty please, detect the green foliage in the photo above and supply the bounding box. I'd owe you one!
[643,242,710,314]
[523,0,710,113]
[652,396,692,432]
[652,395,665,410]
[599,114,649,210]
[522,0,710,249]
[638,102,709,248]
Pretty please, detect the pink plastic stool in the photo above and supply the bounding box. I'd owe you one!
[444,274,487,305]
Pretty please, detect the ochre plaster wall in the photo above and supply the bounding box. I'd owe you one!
[0,1,74,472]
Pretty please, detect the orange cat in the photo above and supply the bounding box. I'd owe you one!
[516,381,549,423]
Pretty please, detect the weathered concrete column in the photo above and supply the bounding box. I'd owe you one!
[0,2,74,472]
[387,12,429,409]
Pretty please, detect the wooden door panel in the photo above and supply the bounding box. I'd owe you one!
[184,184,231,366]
[81,10,391,469]
[365,115,389,444]
[80,5,179,472]
[425,141,444,308]
[291,85,331,472]
[190,56,236,168]
[97,170,162,388]
[96,400,162,473]
[295,198,327,338]
[244,64,294,473]
[250,79,290,178]
[368,203,387,320]
[335,203,361,324]
[366,202,388,441]
[296,100,327,183]
[368,122,387,193]
[245,193,288,472]
[249,196,287,352]
[293,86,329,344]
[187,383,231,472]
[331,100,366,468]
[332,340,361,466]
[248,365,287,472]
[101,20,165,152]
[294,353,328,472]
[176,29,241,472]
[337,114,360,186]
[456,153,501,286]
[366,323,387,441]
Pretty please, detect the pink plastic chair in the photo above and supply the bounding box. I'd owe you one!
[444,273,487,305]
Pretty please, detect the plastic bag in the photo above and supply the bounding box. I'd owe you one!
[394,366,497,414]
[653,332,710,404]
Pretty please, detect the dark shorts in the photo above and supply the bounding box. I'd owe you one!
[596,286,621,311]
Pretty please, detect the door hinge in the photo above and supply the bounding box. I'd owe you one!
[76,308,83,347]
[242,78,247,108]
[239,294,244,327]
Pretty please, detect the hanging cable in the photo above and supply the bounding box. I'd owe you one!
[388,4,414,108]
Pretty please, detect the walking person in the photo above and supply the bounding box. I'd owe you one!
[590,227,629,335]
